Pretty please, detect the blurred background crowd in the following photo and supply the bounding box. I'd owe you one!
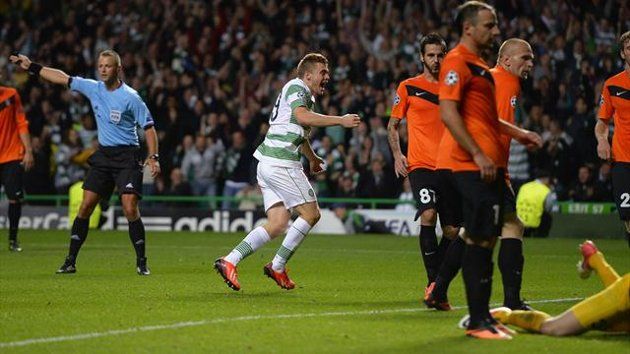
[1,0,628,209]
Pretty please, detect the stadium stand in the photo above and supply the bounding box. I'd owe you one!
[1,0,628,206]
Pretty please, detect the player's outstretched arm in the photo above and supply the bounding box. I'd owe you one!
[499,119,542,150]
[9,53,71,86]
[594,119,611,160]
[294,106,360,128]
[440,99,496,182]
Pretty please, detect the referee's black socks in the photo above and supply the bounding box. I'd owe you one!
[68,217,89,262]
[462,244,493,328]
[498,238,524,309]
[128,218,146,260]
[8,202,21,242]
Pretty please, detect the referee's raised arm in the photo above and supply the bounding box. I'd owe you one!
[9,53,71,86]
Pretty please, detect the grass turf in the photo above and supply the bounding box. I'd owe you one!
[0,230,628,353]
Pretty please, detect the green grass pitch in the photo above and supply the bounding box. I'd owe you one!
[1,230,628,353]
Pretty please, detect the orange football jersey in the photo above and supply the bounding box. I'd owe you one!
[391,75,443,171]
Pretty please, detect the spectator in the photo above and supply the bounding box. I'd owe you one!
[54,129,85,194]
[221,130,254,209]
[356,157,395,207]
[167,168,193,207]
[181,134,222,199]
[568,165,597,202]
[594,162,613,202]
[395,178,415,212]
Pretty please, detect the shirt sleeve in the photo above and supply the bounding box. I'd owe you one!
[69,76,99,98]
[285,84,310,112]
[131,96,155,129]
[496,80,519,123]
[390,82,408,120]
[597,82,613,121]
[439,58,470,102]
[12,91,29,135]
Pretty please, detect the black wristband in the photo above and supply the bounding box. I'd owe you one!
[28,62,43,76]
[148,154,159,161]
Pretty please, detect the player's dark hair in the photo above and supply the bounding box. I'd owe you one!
[619,31,630,52]
[420,33,447,55]
[454,1,495,36]
[297,53,328,78]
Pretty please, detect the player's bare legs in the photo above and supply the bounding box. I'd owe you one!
[216,202,290,290]
[262,203,291,239]
[264,201,321,290]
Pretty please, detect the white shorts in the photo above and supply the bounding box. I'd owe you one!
[257,163,317,211]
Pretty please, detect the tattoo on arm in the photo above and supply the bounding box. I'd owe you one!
[387,118,402,156]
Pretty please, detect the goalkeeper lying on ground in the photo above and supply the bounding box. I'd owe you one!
[491,240,629,336]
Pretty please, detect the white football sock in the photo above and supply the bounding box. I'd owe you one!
[225,226,271,265]
[271,217,312,271]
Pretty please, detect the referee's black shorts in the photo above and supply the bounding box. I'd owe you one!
[454,169,506,242]
[0,160,24,200]
[83,146,144,199]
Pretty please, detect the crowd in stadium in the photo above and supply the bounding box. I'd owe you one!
[1,0,628,207]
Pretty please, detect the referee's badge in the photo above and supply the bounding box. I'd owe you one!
[445,70,458,86]
[599,94,604,106]
[393,94,400,106]
[510,96,517,107]
[110,110,121,124]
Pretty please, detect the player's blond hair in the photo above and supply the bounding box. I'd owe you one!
[99,49,122,67]
[297,53,328,78]
[498,38,531,59]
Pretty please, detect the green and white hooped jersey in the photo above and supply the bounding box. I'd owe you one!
[254,78,315,168]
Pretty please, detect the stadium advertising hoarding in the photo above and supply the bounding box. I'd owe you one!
[0,204,624,238]
[0,206,350,234]
[0,205,422,235]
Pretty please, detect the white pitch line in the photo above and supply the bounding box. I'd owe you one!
[0,297,583,348]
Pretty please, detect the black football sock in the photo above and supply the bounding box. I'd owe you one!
[462,244,493,329]
[68,217,90,262]
[128,218,146,260]
[499,238,524,309]
[419,225,439,285]
[436,235,452,266]
[433,236,465,299]
[8,202,21,242]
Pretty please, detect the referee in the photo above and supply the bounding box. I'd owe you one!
[10,50,160,275]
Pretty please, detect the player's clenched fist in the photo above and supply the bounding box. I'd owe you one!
[341,114,361,128]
